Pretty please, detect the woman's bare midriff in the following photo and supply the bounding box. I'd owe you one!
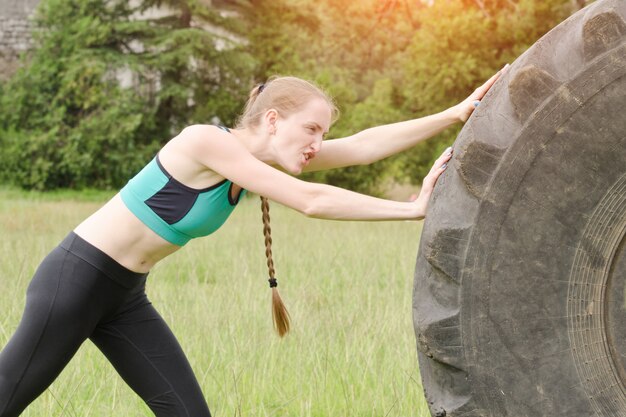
[73,194,182,273]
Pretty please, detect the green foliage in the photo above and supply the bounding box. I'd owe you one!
[234,0,321,78]
[0,0,581,192]
[0,0,252,190]
[396,0,575,180]
[240,0,578,193]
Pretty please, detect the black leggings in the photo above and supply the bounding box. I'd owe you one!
[0,232,212,417]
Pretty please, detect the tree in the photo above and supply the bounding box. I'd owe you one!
[225,0,578,194]
[0,0,581,193]
[398,0,576,181]
[0,0,253,189]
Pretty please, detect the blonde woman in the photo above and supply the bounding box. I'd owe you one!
[0,70,505,417]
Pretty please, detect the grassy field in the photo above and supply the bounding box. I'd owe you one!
[0,188,430,417]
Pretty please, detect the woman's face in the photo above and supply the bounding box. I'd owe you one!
[271,97,332,175]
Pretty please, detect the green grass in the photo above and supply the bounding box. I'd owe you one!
[0,190,430,417]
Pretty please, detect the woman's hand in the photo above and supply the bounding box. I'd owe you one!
[413,147,454,219]
[454,64,510,123]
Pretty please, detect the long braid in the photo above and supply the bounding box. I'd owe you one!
[237,76,336,336]
[261,196,291,336]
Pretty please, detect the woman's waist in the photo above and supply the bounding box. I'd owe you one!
[73,194,181,273]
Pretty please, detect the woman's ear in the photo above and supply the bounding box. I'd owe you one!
[264,109,278,135]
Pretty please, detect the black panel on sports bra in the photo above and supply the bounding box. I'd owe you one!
[144,180,199,225]
[144,125,234,226]
[144,155,228,225]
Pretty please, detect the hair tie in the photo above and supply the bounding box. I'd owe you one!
[268,278,278,288]
[258,83,266,93]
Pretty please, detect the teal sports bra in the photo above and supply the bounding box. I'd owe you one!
[120,128,246,246]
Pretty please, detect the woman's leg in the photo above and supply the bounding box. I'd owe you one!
[0,247,101,417]
[91,291,212,417]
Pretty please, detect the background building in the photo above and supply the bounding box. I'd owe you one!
[0,0,41,80]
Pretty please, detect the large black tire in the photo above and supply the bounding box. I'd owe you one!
[413,1,626,416]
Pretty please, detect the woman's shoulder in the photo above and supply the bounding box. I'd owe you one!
[168,124,231,156]
[159,125,231,186]
[178,124,228,140]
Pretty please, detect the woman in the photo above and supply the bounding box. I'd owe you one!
[0,69,506,417]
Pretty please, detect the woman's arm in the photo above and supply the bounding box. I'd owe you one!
[181,125,451,221]
[304,65,508,173]
[303,108,459,172]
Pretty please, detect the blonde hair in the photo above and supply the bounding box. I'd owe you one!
[239,76,338,337]
[260,196,290,337]
[236,76,339,130]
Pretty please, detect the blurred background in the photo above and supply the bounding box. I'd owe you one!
[0,0,593,196]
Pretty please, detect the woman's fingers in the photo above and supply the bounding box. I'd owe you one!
[474,63,509,99]
[424,147,453,188]
[433,147,453,171]
[414,148,452,218]
[413,147,453,218]
[458,64,510,122]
